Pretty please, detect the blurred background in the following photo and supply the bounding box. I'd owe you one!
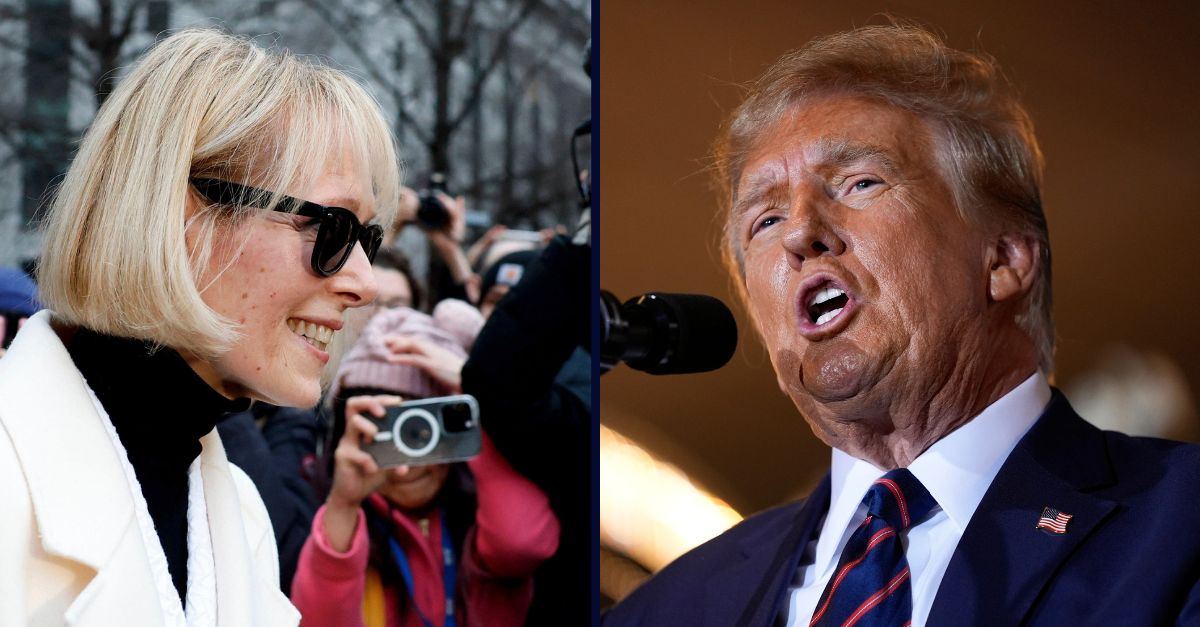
[0,0,590,277]
[599,0,1200,606]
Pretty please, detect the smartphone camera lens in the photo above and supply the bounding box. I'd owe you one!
[441,402,474,432]
[400,418,433,449]
[393,409,440,457]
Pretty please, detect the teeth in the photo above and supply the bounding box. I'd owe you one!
[287,318,335,351]
[811,287,845,306]
[815,308,844,326]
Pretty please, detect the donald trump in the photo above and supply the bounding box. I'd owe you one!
[605,23,1200,627]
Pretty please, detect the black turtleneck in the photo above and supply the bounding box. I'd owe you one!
[67,328,250,606]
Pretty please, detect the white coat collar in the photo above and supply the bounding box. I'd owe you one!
[0,311,298,625]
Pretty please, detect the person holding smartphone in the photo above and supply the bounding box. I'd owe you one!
[291,302,560,627]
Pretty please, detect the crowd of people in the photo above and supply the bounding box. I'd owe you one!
[218,184,592,627]
[0,27,589,627]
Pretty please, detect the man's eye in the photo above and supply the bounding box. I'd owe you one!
[850,179,879,193]
[752,215,782,236]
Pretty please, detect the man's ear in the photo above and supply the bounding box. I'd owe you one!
[987,233,1039,303]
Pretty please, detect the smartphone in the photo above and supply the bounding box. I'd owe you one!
[362,394,482,467]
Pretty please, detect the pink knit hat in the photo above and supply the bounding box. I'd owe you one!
[331,299,484,400]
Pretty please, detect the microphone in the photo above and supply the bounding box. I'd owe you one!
[600,291,738,375]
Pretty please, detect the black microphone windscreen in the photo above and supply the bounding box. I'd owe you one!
[631,292,738,375]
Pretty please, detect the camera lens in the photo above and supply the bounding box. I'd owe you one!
[442,402,475,432]
[392,409,439,457]
[400,418,433,449]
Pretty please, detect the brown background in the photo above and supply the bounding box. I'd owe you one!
[599,1,1200,517]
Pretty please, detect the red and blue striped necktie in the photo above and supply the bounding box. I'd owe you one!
[809,468,937,627]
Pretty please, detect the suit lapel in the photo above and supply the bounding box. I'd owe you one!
[928,393,1118,625]
[702,475,830,627]
[0,312,166,625]
[62,531,168,627]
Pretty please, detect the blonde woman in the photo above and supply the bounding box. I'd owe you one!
[0,29,400,625]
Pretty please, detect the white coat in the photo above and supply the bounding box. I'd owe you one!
[0,311,300,626]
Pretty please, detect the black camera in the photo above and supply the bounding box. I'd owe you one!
[363,394,481,467]
[416,172,451,230]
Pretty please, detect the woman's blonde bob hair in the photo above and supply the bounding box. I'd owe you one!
[38,28,401,358]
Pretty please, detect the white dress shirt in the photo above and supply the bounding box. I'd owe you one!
[783,372,1052,627]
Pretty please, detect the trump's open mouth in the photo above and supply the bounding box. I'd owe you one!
[807,285,849,325]
[797,275,858,339]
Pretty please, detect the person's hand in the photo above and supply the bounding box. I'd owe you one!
[393,186,420,232]
[328,395,404,507]
[435,192,467,243]
[426,195,474,284]
[540,224,568,245]
[481,223,508,244]
[464,273,482,306]
[323,395,407,551]
[383,335,466,393]
[466,224,509,268]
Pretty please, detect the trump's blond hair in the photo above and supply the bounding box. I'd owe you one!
[716,23,1054,372]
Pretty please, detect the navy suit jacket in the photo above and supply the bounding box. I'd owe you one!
[605,392,1200,626]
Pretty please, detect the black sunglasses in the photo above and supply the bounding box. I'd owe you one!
[191,177,383,277]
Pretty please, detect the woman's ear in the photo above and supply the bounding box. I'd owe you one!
[987,233,1039,303]
[184,182,201,221]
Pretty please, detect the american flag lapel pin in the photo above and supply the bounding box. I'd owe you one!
[1035,507,1073,534]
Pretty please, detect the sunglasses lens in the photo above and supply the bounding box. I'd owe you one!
[361,226,384,263]
[316,210,356,275]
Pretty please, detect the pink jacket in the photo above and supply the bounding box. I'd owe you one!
[291,435,560,627]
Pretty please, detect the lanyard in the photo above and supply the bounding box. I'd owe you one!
[383,510,458,627]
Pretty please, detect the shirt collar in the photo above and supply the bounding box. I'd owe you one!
[819,371,1050,570]
[907,371,1050,530]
